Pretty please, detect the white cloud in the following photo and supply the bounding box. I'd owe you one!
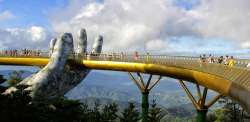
[74,3,104,19]
[0,26,51,49]
[50,0,250,53]
[146,39,169,51]
[192,0,250,48]
[50,0,199,52]
[241,42,250,49]
[0,10,15,22]
[28,26,47,42]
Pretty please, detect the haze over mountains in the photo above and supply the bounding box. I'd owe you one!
[66,70,193,107]
[0,67,192,106]
[0,66,220,116]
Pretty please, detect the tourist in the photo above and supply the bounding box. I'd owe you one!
[201,54,206,63]
[247,62,250,68]
[120,52,124,60]
[228,56,236,67]
[208,54,215,63]
[0,50,3,56]
[218,56,224,64]
[133,51,139,60]
[146,52,150,62]
[211,55,215,63]
[199,55,202,63]
[224,55,229,65]
[4,50,8,56]
[107,52,112,61]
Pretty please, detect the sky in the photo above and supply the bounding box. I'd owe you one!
[0,0,250,55]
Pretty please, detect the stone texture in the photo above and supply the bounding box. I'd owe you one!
[77,28,87,54]
[91,35,103,54]
[5,28,103,99]
[49,38,57,56]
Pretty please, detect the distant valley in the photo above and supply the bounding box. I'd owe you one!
[0,68,221,117]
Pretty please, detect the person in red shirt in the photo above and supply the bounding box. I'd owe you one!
[134,51,139,60]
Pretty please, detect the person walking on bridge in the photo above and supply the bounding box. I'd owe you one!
[218,56,224,64]
[133,51,139,60]
[199,54,207,67]
[228,56,236,67]
[208,54,215,63]
[146,52,150,63]
[247,62,250,68]
[224,55,229,65]
[0,50,4,56]
[120,52,124,61]
[201,54,206,63]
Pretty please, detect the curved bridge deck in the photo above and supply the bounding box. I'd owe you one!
[0,53,250,112]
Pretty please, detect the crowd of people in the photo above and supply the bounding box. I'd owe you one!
[0,49,42,57]
[131,52,242,67]
[199,54,237,67]
[0,49,249,68]
[132,52,243,67]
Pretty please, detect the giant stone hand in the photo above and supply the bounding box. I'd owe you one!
[5,28,103,99]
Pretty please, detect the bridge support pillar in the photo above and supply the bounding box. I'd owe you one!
[196,109,208,122]
[128,72,162,122]
[141,92,149,122]
[178,80,222,122]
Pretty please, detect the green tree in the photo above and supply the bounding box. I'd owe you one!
[89,101,102,122]
[0,85,33,122]
[0,85,90,122]
[206,112,217,122]
[120,102,140,122]
[102,102,118,122]
[7,70,24,86]
[210,97,250,122]
[44,98,85,122]
[81,103,91,121]
[0,74,6,92]
[0,74,6,84]
[148,99,163,122]
[214,108,231,122]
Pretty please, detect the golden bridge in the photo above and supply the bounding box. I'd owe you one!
[0,52,250,122]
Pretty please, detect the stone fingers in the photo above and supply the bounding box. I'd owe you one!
[49,38,57,56]
[76,28,88,55]
[5,29,103,99]
[75,28,103,56]
[26,33,75,98]
[48,33,74,71]
[91,35,103,54]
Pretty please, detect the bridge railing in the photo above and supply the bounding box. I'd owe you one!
[1,50,250,89]
[86,53,250,67]
[0,50,250,65]
[0,50,49,58]
[1,50,250,67]
[85,53,250,90]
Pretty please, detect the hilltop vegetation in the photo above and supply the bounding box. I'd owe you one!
[1,71,250,122]
[0,72,195,121]
[0,84,194,122]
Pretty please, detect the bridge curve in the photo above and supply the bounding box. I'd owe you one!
[0,54,250,113]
